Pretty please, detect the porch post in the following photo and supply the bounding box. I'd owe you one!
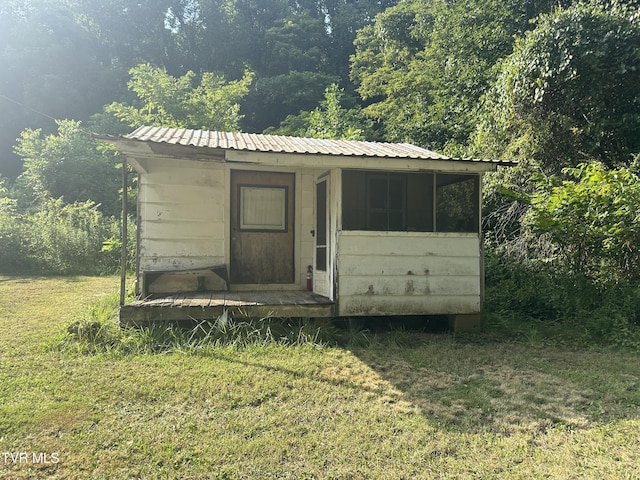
[120,154,128,307]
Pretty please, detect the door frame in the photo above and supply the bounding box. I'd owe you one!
[314,173,331,298]
[226,166,301,291]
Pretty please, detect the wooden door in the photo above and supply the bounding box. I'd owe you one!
[230,170,295,284]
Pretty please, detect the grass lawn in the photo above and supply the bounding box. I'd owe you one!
[1,276,639,479]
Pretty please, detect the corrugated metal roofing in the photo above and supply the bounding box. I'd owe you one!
[124,126,511,164]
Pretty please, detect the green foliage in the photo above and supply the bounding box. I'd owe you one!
[106,63,253,131]
[484,160,640,345]
[62,292,330,355]
[0,181,23,272]
[0,192,132,275]
[22,198,116,275]
[350,0,551,148]
[13,120,121,217]
[350,0,437,144]
[0,0,122,177]
[525,162,640,280]
[484,250,640,349]
[100,215,138,274]
[306,84,373,140]
[2,118,133,275]
[245,71,338,132]
[473,1,640,170]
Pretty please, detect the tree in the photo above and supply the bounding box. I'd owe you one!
[74,0,180,70]
[13,120,121,217]
[265,84,373,140]
[244,71,338,133]
[105,63,253,131]
[472,1,640,171]
[0,0,120,177]
[305,84,373,140]
[350,0,436,145]
[350,0,555,149]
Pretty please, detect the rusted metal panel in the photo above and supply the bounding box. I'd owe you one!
[123,126,515,165]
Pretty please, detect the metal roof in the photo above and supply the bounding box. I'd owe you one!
[124,126,512,164]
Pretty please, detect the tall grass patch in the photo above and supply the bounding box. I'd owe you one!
[58,292,332,356]
[483,249,640,349]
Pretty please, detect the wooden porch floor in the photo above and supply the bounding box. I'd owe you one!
[120,290,335,325]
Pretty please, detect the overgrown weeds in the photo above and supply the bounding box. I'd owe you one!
[58,292,453,356]
[484,249,640,350]
[59,312,331,356]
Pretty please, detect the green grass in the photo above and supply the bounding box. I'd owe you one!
[1,276,640,479]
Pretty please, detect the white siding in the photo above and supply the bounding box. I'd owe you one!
[137,159,323,293]
[138,160,226,285]
[336,231,481,316]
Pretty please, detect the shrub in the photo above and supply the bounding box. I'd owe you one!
[0,195,26,272]
[484,248,640,349]
[0,195,129,275]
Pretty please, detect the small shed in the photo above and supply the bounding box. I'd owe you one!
[103,126,514,328]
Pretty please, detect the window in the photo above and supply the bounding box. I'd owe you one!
[239,186,287,231]
[436,174,479,233]
[316,180,328,271]
[367,173,406,230]
[343,171,433,232]
[342,170,478,233]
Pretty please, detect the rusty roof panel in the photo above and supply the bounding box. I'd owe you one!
[124,126,513,164]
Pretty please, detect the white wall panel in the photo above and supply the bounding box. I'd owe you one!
[137,162,226,292]
[337,232,481,316]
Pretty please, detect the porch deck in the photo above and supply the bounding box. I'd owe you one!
[119,290,335,326]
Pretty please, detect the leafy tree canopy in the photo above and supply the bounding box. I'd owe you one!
[105,63,253,131]
[526,160,640,280]
[350,0,555,149]
[13,120,121,217]
[306,84,373,141]
[473,0,640,171]
[266,84,373,141]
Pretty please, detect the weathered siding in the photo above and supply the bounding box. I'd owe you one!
[336,231,481,316]
[138,160,226,290]
[137,160,322,293]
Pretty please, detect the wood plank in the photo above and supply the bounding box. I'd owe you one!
[142,220,226,240]
[338,275,480,297]
[184,292,214,308]
[140,255,225,271]
[141,238,224,257]
[120,291,336,326]
[337,232,479,257]
[143,162,224,187]
[170,294,189,307]
[337,254,480,277]
[338,294,480,317]
[225,150,498,173]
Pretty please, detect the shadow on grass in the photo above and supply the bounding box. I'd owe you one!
[62,299,640,436]
[344,319,640,435]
